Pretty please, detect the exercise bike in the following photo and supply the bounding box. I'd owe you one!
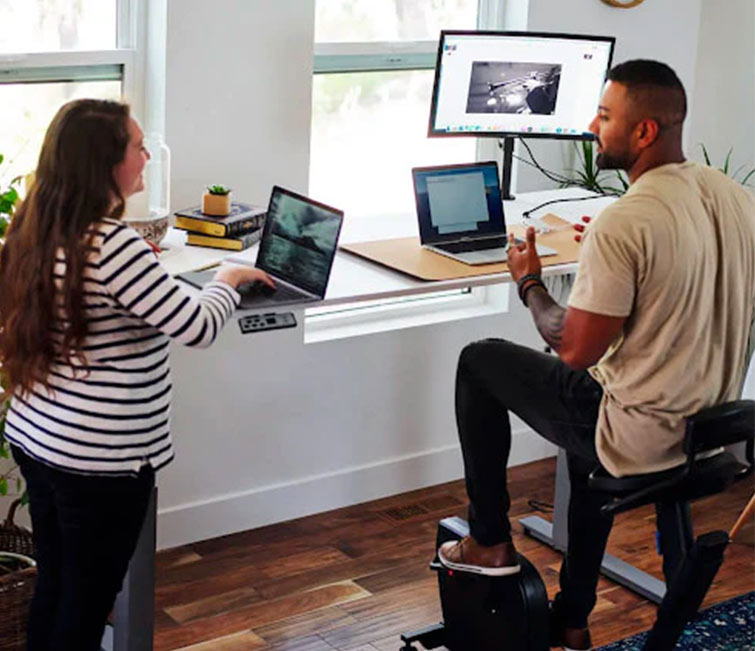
[399,400,753,651]
[399,516,550,651]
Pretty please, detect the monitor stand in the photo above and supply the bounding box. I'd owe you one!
[500,136,516,201]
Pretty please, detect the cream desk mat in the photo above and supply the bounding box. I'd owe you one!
[339,213,580,281]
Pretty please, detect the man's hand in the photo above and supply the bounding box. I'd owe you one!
[507,226,541,284]
[214,264,276,290]
[574,216,591,243]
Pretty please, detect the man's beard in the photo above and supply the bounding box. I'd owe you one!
[595,151,629,170]
[594,136,635,171]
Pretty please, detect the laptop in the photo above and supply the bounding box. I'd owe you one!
[412,161,556,265]
[179,186,344,309]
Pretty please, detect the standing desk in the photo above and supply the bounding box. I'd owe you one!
[105,189,665,650]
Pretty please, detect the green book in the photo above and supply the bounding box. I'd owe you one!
[174,202,266,237]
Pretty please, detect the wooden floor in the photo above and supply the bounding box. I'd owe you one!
[153,458,754,650]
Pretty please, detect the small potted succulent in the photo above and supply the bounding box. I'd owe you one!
[202,184,232,216]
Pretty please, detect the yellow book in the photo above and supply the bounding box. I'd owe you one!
[186,227,262,251]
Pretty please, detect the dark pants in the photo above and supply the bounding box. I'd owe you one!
[11,446,154,651]
[456,338,613,628]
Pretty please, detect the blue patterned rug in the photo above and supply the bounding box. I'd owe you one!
[597,591,754,650]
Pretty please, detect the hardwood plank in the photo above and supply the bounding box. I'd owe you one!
[253,607,356,646]
[254,543,434,602]
[155,581,371,650]
[156,548,203,572]
[166,586,263,624]
[268,636,336,651]
[173,629,266,650]
[259,547,353,580]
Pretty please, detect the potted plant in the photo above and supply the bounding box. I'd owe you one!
[0,154,21,240]
[699,145,755,187]
[0,153,23,504]
[0,155,35,651]
[202,184,232,216]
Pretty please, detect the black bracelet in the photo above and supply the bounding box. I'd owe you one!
[516,273,543,303]
[521,280,546,307]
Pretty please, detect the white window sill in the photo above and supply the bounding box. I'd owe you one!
[304,283,509,344]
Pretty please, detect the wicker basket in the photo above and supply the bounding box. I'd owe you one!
[0,499,36,651]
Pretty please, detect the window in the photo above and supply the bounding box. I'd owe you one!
[306,1,510,336]
[310,0,484,219]
[0,0,138,185]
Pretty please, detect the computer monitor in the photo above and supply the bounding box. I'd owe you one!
[428,30,615,198]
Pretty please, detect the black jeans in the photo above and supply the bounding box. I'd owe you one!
[456,338,613,628]
[11,446,154,651]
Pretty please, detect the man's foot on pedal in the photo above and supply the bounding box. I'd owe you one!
[556,627,592,651]
[549,601,592,650]
[437,536,520,577]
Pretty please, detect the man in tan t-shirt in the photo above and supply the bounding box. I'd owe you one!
[437,59,755,650]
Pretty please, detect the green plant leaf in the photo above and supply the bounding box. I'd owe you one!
[0,477,7,496]
[699,143,711,166]
[741,169,755,186]
[722,148,733,175]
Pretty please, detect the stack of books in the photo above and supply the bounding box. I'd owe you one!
[174,202,266,251]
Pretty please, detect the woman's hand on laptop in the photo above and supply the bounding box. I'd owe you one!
[214,265,276,290]
[507,227,542,284]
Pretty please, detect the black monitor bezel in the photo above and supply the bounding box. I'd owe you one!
[256,185,344,299]
[428,29,616,141]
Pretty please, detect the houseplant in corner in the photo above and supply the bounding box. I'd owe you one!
[0,153,36,651]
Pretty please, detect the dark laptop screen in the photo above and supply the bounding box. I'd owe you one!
[256,186,344,298]
[412,162,506,244]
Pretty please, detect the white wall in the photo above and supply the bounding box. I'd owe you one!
[687,0,755,175]
[165,0,315,211]
[513,0,705,192]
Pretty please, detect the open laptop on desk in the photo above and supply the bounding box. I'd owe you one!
[179,186,343,309]
[412,161,556,265]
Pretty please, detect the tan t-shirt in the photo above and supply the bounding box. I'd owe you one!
[569,161,755,477]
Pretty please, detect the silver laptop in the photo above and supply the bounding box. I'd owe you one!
[412,161,556,265]
[179,186,343,309]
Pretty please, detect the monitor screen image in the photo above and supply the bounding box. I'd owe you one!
[429,31,615,139]
[257,187,343,297]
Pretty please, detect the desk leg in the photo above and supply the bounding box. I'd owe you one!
[103,486,157,651]
[519,449,666,604]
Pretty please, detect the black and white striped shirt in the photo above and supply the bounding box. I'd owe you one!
[5,218,239,476]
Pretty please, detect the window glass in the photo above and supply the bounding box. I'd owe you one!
[315,0,477,42]
[0,1,117,53]
[0,81,121,184]
[309,70,476,218]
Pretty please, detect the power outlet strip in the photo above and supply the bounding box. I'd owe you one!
[238,312,297,334]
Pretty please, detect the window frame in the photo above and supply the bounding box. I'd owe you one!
[0,0,142,117]
[305,0,510,336]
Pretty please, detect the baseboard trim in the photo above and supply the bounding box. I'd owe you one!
[156,427,556,549]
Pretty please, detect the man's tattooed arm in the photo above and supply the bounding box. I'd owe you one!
[525,284,565,351]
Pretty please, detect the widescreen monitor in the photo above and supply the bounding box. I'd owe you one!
[429,30,615,140]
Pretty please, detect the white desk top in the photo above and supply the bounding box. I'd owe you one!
[163,188,615,307]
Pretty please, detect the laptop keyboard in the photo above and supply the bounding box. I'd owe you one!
[438,236,509,254]
[238,281,306,302]
[269,284,307,301]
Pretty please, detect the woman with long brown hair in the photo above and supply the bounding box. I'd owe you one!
[0,99,273,650]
